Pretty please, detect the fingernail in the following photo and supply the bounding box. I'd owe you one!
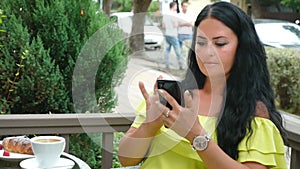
[186,90,192,97]
[158,89,164,95]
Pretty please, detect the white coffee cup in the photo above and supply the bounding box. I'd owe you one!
[30,136,66,168]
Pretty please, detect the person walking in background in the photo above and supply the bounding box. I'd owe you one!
[118,2,287,169]
[161,2,184,70]
[178,1,193,49]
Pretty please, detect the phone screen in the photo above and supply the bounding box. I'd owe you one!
[157,80,184,109]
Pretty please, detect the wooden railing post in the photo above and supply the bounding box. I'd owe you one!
[282,112,300,169]
[102,132,114,169]
[61,134,70,153]
[290,148,300,169]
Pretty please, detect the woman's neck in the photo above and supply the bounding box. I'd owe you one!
[203,76,226,95]
[197,77,226,117]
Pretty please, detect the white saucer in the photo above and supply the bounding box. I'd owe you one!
[19,157,75,169]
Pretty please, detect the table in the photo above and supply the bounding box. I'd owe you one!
[0,152,91,169]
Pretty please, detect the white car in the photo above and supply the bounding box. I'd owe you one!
[110,12,164,50]
[254,19,300,50]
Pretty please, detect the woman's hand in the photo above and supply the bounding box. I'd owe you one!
[158,89,203,142]
[138,77,166,132]
[118,77,167,166]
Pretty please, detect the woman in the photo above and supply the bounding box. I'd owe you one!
[118,2,287,169]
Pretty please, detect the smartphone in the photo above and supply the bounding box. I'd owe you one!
[157,80,184,109]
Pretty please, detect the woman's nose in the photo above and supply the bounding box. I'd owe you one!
[203,43,217,57]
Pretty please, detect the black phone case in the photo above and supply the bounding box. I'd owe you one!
[157,80,184,109]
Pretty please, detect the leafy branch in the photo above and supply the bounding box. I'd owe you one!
[0,9,7,48]
[6,50,28,102]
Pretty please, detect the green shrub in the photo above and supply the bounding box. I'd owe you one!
[0,0,128,114]
[266,47,300,115]
[0,8,9,113]
[0,10,69,113]
[69,133,102,168]
[13,37,70,113]
[0,1,129,168]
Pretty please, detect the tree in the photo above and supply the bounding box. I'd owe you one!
[281,0,300,11]
[249,0,300,18]
[103,0,113,16]
[101,0,154,54]
[1,1,129,168]
[0,9,69,114]
[250,0,261,18]
[250,0,281,18]
[0,0,128,114]
[130,0,152,54]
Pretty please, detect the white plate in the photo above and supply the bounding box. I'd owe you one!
[0,141,34,162]
[20,157,75,169]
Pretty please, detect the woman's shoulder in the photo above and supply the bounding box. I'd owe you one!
[238,116,287,168]
[239,115,285,152]
[252,116,279,132]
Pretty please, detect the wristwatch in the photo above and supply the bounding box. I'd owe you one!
[192,134,210,151]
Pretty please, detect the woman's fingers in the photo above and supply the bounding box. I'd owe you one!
[158,89,180,111]
[139,81,152,109]
[139,81,149,100]
[159,89,200,138]
[154,75,163,90]
[184,90,193,108]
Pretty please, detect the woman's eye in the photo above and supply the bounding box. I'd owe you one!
[215,42,227,46]
[196,41,207,46]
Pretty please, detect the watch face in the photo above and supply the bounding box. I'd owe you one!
[193,135,209,151]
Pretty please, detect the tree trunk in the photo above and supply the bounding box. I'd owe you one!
[103,0,113,16]
[275,0,282,12]
[130,0,152,55]
[251,0,262,18]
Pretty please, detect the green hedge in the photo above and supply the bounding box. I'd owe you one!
[0,0,128,114]
[0,1,129,168]
[266,47,300,115]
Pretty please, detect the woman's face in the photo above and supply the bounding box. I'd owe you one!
[195,17,238,78]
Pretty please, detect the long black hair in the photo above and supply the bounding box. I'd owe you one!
[182,2,286,159]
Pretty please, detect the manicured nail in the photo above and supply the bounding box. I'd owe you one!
[186,90,192,98]
[158,89,164,95]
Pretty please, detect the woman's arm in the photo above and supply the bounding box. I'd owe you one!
[118,81,165,166]
[118,125,157,166]
[194,139,268,169]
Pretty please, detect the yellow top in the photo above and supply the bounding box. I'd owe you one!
[130,101,287,169]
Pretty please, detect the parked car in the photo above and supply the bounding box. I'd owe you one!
[110,12,164,50]
[253,19,300,50]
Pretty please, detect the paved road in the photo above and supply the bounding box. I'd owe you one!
[115,48,190,114]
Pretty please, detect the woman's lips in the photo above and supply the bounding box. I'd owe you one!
[204,62,218,67]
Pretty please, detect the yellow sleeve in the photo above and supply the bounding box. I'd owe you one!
[237,117,287,169]
[131,100,146,128]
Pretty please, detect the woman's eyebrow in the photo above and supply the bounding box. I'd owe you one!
[196,35,207,39]
[212,36,226,40]
[197,35,227,40]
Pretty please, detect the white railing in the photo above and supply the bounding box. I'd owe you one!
[0,112,299,169]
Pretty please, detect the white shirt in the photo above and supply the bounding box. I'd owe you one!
[162,10,179,37]
[177,12,193,35]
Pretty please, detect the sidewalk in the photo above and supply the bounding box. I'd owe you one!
[115,50,185,114]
